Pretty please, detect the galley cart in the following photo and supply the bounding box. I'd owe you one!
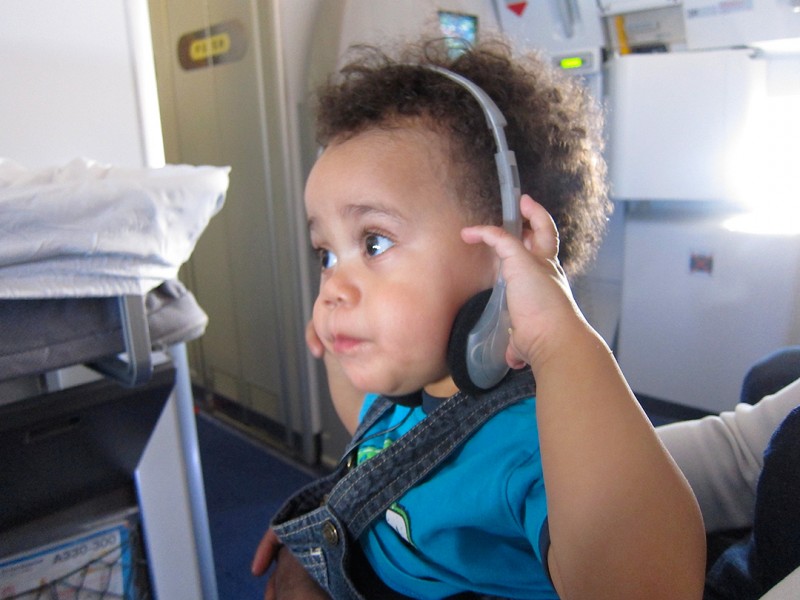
[0,282,219,599]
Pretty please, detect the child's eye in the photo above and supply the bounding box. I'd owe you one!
[317,248,338,270]
[364,233,394,257]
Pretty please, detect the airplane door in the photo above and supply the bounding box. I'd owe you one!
[148,0,328,464]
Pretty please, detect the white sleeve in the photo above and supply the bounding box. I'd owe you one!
[657,377,800,532]
[759,566,800,600]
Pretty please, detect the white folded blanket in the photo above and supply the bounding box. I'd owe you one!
[0,158,229,298]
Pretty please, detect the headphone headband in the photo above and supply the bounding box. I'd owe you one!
[425,66,522,393]
[424,66,522,238]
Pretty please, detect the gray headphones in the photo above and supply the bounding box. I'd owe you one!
[430,66,522,395]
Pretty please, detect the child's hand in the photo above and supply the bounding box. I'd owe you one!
[461,195,583,371]
[306,319,325,359]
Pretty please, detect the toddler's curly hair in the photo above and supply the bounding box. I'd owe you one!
[313,36,610,276]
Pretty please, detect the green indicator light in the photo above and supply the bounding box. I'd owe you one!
[560,56,584,70]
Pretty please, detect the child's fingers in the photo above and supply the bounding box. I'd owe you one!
[520,195,559,259]
[251,527,282,576]
[460,218,519,257]
[461,195,558,262]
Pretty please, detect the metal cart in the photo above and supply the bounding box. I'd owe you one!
[0,282,218,599]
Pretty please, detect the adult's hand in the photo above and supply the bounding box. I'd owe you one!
[252,527,330,600]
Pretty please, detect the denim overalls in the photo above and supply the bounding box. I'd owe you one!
[271,368,536,600]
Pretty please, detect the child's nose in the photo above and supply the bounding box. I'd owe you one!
[320,267,359,307]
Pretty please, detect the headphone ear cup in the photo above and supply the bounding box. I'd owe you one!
[446,289,493,396]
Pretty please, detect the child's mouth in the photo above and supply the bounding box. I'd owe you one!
[332,334,365,355]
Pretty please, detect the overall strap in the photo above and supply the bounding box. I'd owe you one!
[343,394,398,458]
[328,368,536,540]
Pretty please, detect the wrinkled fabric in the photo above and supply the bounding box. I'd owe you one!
[0,157,229,298]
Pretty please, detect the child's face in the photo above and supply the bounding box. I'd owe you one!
[306,126,497,398]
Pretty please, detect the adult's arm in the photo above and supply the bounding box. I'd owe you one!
[657,377,800,532]
[251,528,330,600]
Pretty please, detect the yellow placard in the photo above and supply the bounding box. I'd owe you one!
[189,33,231,62]
[178,20,247,70]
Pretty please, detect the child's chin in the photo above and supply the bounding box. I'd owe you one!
[347,367,438,397]
[364,381,422,398]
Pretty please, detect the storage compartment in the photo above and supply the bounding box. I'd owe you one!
[604,49,766,202]
[0,368,173,534]
[0,369,176,599]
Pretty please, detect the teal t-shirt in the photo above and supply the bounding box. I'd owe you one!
[356,393,557,599]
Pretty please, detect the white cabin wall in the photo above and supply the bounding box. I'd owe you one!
[335,0,499,52]
[0,0,162,168]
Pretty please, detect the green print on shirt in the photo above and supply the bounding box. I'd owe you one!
[357,438,393,464]
[386,502,414,546]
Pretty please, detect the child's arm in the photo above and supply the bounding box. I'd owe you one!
[462,195,706,600]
